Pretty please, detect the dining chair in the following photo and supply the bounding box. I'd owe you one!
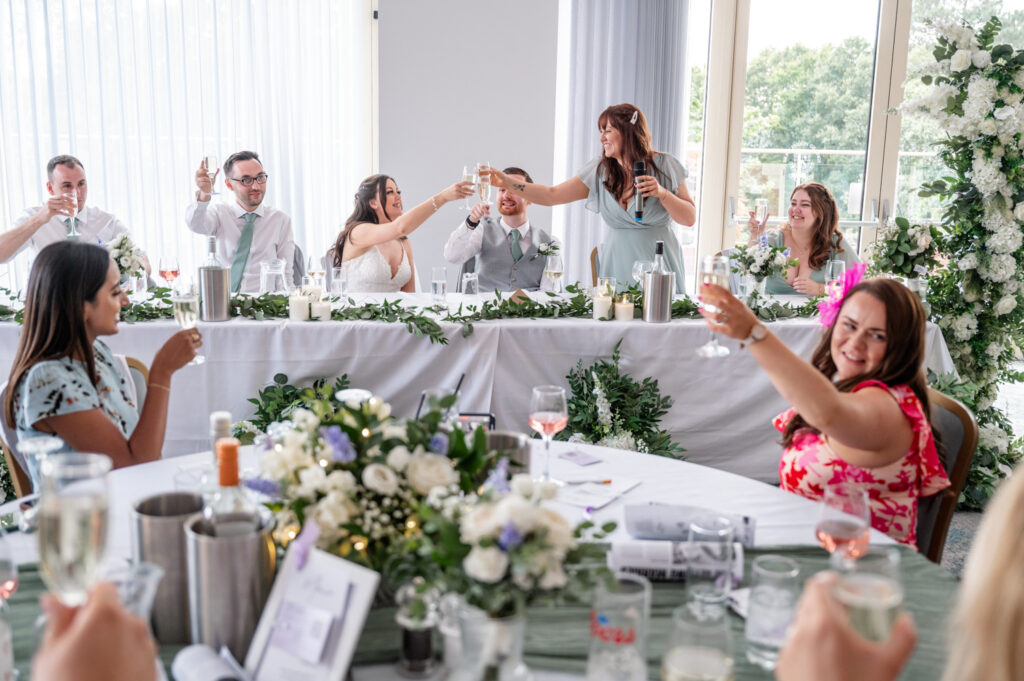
[916,388,979,563]
[589,247,599,287]
[125,357,150,415]
[0,383,31,497]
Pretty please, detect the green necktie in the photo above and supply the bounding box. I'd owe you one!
[230,212,257,292]
[64,217,79,240]
[509,228,523,262]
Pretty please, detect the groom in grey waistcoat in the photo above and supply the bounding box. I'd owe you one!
[443,166,559,292]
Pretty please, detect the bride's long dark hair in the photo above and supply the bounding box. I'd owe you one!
[330,174,401,267]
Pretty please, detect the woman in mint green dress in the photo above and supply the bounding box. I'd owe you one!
[748,182,860,296]
[4,241,201,471]
[486,103,696,293]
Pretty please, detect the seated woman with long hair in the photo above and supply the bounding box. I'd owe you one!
[4,241,200,469]
[747,182,861,296]
[329,175,472,292]
[700,271,949,545]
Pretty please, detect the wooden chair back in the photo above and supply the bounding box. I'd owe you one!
[589,247,599,287]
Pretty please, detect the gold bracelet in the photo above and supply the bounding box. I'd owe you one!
[149,383,170,392]
[431,195,440,212]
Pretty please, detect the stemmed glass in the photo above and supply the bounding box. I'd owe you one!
[632,260,653,287]
[307,255,326,294]
[461,165,477,210]
[825,259,846,294]
[697,255,732,358]
[37,453,112,606]
[476,161,493,205]
[171,281,205,366]
[62,192,81,238]
[528,385,568,485]
[159,256,180,287]
[815,482,870,562]
[204,154,220,195]
[754,198,769,225]
[544,254,564,293]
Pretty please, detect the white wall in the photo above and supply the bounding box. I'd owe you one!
[377,0,559,290]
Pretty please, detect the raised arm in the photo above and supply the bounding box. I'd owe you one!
[349,181,474,249]
[698,283,913,467]
[0,198,74,263]
[185,160,218,235]
[485,167,589,207]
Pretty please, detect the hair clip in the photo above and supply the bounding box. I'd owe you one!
[630,110,639,125]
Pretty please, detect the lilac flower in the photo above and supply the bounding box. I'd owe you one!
[783,248,791,257]
[429,433,449,454]
[243,477,281,498]
[497,521,523,551]
[320,425,356,463]
[292,521,322,570]
[484,457,511,492]
[758,235,769,248]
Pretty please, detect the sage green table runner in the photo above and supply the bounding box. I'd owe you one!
[11,545,956,680]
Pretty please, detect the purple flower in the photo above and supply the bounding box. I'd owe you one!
[429,433,449,454]
[292,521,322,570]
[243,477,281,498]
[782,248,791,257]
[758,235,769,248]
[497,521,523,551]
[484,457,511,493]
[320,425,356,463]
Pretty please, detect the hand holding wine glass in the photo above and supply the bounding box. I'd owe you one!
[528,385,568,485]
[204,155,220,195]
[815,482,870,561]
[696,255,732,358]
[171,281,205,366]
[460,165,478,210]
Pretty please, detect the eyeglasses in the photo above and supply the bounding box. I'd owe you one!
[227,173,269,186]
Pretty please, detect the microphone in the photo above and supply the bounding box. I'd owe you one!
[633,160,646,222]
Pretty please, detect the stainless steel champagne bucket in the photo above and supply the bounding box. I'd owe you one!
[642,270,675,323]
[184,511,276,661]
[131,492,204,644]
[199,266,231,321]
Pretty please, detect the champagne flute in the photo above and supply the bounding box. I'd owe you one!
[825,259,846,295]
[754,198,769,225]
[833,547,903,643]
[204,154,220,195]
[307,255,326,294]
[476,161,492,205]
[697,255,732,358]
[815,482,870,561]
[37,453,111,606]
[544,254,564,293]
[461,165,477,210]
[63,192,81,238]
[159,256,181,286]
[528,385,568,485]
[632,259,654,286]
[172,281,205,366]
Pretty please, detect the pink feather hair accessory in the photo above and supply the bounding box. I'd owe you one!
[817,263,867,328]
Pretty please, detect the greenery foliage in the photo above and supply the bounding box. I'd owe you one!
[232,373,351,443]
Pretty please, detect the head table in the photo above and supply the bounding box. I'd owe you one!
[0,292,956,484]
[7,440,956,680]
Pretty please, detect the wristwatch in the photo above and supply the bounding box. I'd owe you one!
[741,322,768,349]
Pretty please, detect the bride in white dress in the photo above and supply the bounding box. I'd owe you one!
[328,174,472,292]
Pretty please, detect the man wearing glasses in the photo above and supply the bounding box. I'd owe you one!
[186,150,295,293]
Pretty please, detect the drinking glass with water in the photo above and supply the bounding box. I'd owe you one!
[432,266,448,305]
[585,573,651,681]
[744,555,800,670]
[462,272,479,297]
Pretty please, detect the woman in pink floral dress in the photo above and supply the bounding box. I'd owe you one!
[699,272,950,545]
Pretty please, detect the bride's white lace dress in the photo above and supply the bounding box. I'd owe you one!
[343,245,411,292]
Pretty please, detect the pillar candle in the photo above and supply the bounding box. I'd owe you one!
[311,301,332,321]
[288,295,310,321]
[592,296,613,320]
[614,300,635,321]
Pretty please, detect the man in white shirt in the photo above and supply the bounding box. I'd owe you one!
[186,150,295,293]
[2,155,139,264]
[443,166,559,292]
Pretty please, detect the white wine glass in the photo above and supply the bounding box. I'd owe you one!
[159,255,181,287]
[833,547,903,643]
[204,154,220,195]
[754,198,769,224]
[172,282,205,366]
[697,255,732,358]
[307,255,326,294]
[528,385,567,485]
[476,161,493,205]
[815,482,870,562]
[544,254,564,294]
[631,259,654,286]
[461,165,477,210]
[37,453,112,606]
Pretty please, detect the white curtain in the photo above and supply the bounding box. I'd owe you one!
[0,0,374,290]
[556,0,689,287]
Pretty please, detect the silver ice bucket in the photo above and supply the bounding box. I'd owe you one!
[199,265,231,321]
[642,269,675,323]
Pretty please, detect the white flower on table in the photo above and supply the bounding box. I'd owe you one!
[536,507,576,552]
[324,469,356,494]
[463,545,509,583]
[362,463,400,496]
[460,501,502,544]
[950,49,973,72]
[386,445,411,472]
[510,474,534,499]
[297,466,327,498]
[405,452,458,495]
[537,558,568,590]
[292,408,319,434]
[494,494,539,532]
[315,490,356,528]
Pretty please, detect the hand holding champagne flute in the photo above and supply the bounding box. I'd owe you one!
[204,155,220,195]
[697,255,732,358]
[528,385,568,485]
[461,165,477,210]
[476,161,493,205]
[171,281,205,365]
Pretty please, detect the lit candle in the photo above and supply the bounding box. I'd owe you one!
[311,301,331,321]
[288,295,310,321]
[592,296,612,320]
[614,298,634,321]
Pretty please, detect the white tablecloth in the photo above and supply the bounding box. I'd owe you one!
[0,292,956,483]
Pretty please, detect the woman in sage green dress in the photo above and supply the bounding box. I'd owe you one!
[747,182,860,296]
[485,103,695,293]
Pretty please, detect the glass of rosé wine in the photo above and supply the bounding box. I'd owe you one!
[528,385,568,486]
[815,483,871,562]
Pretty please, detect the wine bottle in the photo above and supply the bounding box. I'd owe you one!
[653,240,667,273]
[209,411,232,467]
[203,438,259,537]
[202,236,221,268]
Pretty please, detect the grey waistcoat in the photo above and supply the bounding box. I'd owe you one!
[474,219,552,292]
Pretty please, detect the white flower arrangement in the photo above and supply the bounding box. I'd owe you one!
[106,234,146,279]
[730,233,798,281]
[867,218,939,278]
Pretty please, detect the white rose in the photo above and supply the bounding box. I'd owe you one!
[536,507,575,552]
[292,408,319,434]
[510,474,534,499]
[980,118,998,135]
[386,446,411,472]
[366,396,391,419]
[995,295,1018,315]
[297,465,327,498]
[1013,202,1024,222]
[950,49,972,72]
[972,50,991,68]
[463,546,509,584]
[494,494,538,533]
[382,423,407,440]
[260,448,290,480]
[315,490,355,527]
[324,469,356,493]
[405,452,458,495]
[993,106,1014,121]
[362,463,400,496]
[460,501,502,543]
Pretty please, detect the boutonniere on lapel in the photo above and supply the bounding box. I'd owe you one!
[530,241,559,261]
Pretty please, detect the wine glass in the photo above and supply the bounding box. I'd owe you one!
[204,154,220,195]
[171,281,205,366]
[544,254,564,294]
[307,255,326,294]
[696,255,732,358]
[62,192,81,238]
[815,482,870,562]
[159,256,181,287]
[631,260,654,287]
[825,259,846,294]
[528,385,568,485]
[461,165,477,210]
[754,198,769,225]
[37,453,112,606]
[832,547,903,643]
[476,161,492,205]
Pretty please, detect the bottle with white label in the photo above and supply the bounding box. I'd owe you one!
[203,438,260,537]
